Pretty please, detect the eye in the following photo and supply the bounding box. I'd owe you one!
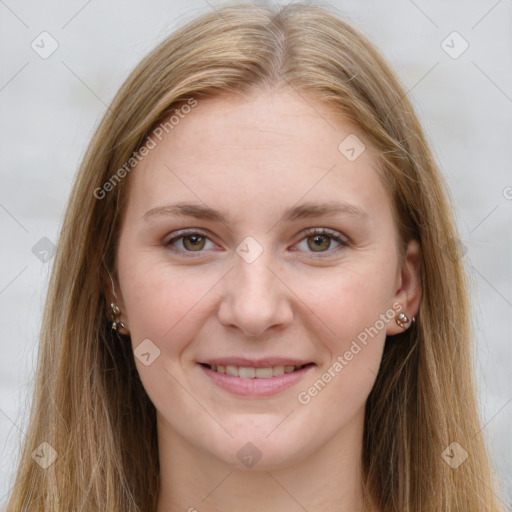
[294,228,349,257]
[164,229,216,254]
[164,228,349,257]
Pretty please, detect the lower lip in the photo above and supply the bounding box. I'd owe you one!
[198,363,316,397]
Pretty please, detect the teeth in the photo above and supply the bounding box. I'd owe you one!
[272,365,284,377]
[207,363,307,378]
[238,367,255,379]
[226,365,238,376]
[256,367,273,378]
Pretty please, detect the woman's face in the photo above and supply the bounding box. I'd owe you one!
[113,89,419,469]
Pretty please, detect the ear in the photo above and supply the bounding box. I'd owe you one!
[386,239,421,335]
[102,270,130,335]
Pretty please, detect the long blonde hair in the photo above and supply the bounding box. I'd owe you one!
[6,3,504,511]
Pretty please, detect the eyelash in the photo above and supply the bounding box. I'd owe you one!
[164,228,349,258]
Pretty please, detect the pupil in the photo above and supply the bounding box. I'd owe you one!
[184,235,204,251]
[309,235,330,251]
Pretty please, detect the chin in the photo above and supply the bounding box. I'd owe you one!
[207,428,314,471]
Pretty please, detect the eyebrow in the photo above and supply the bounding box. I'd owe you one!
[142,200,368,224]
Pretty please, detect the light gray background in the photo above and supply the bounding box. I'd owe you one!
[0,0,511,509]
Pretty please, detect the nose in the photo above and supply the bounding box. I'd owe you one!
[217,248,294,338]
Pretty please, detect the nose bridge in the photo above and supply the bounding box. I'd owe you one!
[217,238,293,336]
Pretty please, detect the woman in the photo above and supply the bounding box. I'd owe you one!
[6,2,504,511]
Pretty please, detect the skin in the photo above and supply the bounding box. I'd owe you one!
[108,87,421,512]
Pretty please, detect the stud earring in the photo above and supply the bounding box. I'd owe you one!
[396,312,415,329]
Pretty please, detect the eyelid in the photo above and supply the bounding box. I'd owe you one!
[164,228,211,244]
[300,227,349,243]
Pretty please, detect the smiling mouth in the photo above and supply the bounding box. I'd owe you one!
[199,362,314,379]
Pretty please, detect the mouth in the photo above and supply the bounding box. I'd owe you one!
[197,361,316,397]
[199,362,314,378]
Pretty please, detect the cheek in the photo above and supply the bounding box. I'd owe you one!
[117,251,223,362]
[117,257,220,412]
[292,258,397,402]
[297,257,397,345]
[121,264,192,338]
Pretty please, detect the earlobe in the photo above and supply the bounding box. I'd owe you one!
[386,239,421,336]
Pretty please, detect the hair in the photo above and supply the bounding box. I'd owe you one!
[6,2,504,511]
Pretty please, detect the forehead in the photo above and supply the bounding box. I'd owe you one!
[123,89,392,227]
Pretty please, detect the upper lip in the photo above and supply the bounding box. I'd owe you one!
[198,357,315,368]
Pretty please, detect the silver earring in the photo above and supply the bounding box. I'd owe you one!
[396,312,415,329]
[110,302,126,331]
